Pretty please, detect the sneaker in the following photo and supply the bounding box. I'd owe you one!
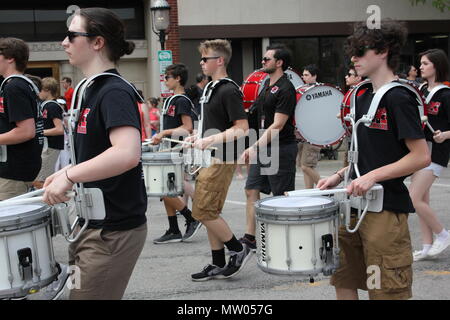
[153,230,182,244]
[427,235,450,257]
[413,250,429,262]
[239,236,257,253]
[35,263,70,300]
[191,264,226,282]
[221,244,254,279]
[182,220,202,241]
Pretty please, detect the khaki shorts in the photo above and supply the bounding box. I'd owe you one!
[297,142,321,167]
[0,177,33,200]
[192,162,236,221]
[330,210,413,300]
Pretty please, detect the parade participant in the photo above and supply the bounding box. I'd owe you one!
[43,7,147,300]
[137,89,150,141]
[61,77,74,112]
[240,44,297,251]
[34,77,65,189]
[409,48,450,260]
[152,63,201,243]
[0,37,43,200]
[148,97,161,136]
[187,39,252,281]
[318,20,430,300]
[297,64,322,188]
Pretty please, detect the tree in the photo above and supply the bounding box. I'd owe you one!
[410,0,450,12]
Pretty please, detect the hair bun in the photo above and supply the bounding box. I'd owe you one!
[123,40,135,56]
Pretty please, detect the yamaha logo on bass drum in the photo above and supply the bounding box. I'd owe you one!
[306,89,333,101]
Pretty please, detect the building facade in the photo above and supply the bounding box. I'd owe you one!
[0,0,448,98]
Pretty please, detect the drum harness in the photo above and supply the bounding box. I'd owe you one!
[0,75,44,163]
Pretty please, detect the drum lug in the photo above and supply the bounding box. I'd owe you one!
[17,248,33,281]
[320,234,335,276]
[167,172,176,191]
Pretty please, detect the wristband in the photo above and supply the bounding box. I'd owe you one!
[65,170,75,184]
[335,171,344,181]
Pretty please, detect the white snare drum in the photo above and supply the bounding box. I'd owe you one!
[295,83,345,148]
[255,196,339,277]
[141,144,159,153]
[142,152,184,197]
[0,204,58,299]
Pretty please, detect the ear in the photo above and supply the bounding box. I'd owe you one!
[276,59,284,69]
[92,36,106,51]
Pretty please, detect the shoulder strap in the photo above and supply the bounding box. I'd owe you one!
[40,100,65,114]
[0,74,40,96]
[425,84,450,104]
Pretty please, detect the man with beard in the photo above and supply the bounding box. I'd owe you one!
[239,44,298,251]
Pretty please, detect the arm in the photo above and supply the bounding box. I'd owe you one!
[152,114,193,144]
[0,118,35,145]
[44,118,64,136]
[194,119,249,150]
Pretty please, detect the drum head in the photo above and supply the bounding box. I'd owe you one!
[285,69,304,89]
[295,84,345,147]
[142,151,183,163]
[0,203,50,228]
[261,196,332,208]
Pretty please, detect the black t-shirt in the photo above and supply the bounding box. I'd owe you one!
[422,87,450,167]
[202,81,247,161]
[352,85,425,213]
[0,77,43,181]
[260,74,297,145]
[163,95,193,133]
[74,70,147,231]
[41,100,64,150]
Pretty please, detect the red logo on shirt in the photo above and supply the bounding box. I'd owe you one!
[427,101,441,116]
[77,108,91,134]
[0,97,4,113]
[167,105,176,117]
[271,86,279,94]
[369,107,388,130]
[42,109,48,119]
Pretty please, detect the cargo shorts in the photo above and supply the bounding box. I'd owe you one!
[297,142,321,168]
[330,209,413,300]
[192,161,237,221]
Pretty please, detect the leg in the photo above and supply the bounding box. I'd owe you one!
[244,189,260,236]
[335,288,359,300]
[301,165,320,189]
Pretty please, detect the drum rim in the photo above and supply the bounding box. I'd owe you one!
[0,204,51,229]
[142,152,184,162]
[254,195,339,219]
[295,83,346,147]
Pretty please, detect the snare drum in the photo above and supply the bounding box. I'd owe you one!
[255,196,339,276]
[295,83,345,148]
[0,204,58,299]
[142,152,184,197]
[242,69,304,110]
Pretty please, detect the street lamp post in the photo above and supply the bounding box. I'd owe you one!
[150,0,171,50]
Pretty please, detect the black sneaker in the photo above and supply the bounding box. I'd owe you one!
[221,244,254,279]
[182,220,202,241]
[239,236,257,253]
[191,264,226,282]
[153,230,182,244]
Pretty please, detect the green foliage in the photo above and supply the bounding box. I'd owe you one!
[410,0,450,12]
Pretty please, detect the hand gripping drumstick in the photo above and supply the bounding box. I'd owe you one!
[162,137,218,150]
[421,116,436,134]
[0,189,76,207]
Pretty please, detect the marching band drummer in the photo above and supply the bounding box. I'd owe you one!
[0,37,43,200]
[317,20,430,300]
[240,44,298,252]
[151,63,202,244]
[42,7,147,300]
[186,39,252,281]
[409,49,450,261]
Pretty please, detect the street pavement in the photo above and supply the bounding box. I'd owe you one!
[48,156,450,301]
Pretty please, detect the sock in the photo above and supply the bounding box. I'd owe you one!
[244,234,255,242]
[212,248,226,268]
[168,216,180,233]
[437,229,449,242]
[224,235,243,253]
[422,244,432,254]
[179,207,194,223]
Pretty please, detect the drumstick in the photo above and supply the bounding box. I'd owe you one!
[162,138,218,150]
[285,185,383,197]
[0,191,76,207]
[142,140,154,146]
[421,116,435,134]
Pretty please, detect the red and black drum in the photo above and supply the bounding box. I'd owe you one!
[295,83,345,148]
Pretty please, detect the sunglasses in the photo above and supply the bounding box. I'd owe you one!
[353,45,372,58]
[346,72,356,77]
[164,75,174,81]
[200,56,220,63]
[262,57,273,62]
[66,31,98,43]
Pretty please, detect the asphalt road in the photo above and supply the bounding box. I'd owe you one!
[44,155,450,302]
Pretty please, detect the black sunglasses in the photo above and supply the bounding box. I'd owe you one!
[164,75,174,81]
[200,56,220,63]
[346,72,356,77]
[66,31,98,42]
[353,45,372,58]
[262,57,272,62]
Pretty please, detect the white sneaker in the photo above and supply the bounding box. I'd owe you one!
[427,235,450,257]
[413,250,429,262]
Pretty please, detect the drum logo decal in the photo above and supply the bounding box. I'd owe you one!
[77,108,91,134]
[369,107,388,130]
[260,222,267,263]
[306,90,333,101]
[427,102,441,116]
[271,86,279,94]
[0,97,3,113]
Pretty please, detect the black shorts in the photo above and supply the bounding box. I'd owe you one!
[245,142,297,195]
